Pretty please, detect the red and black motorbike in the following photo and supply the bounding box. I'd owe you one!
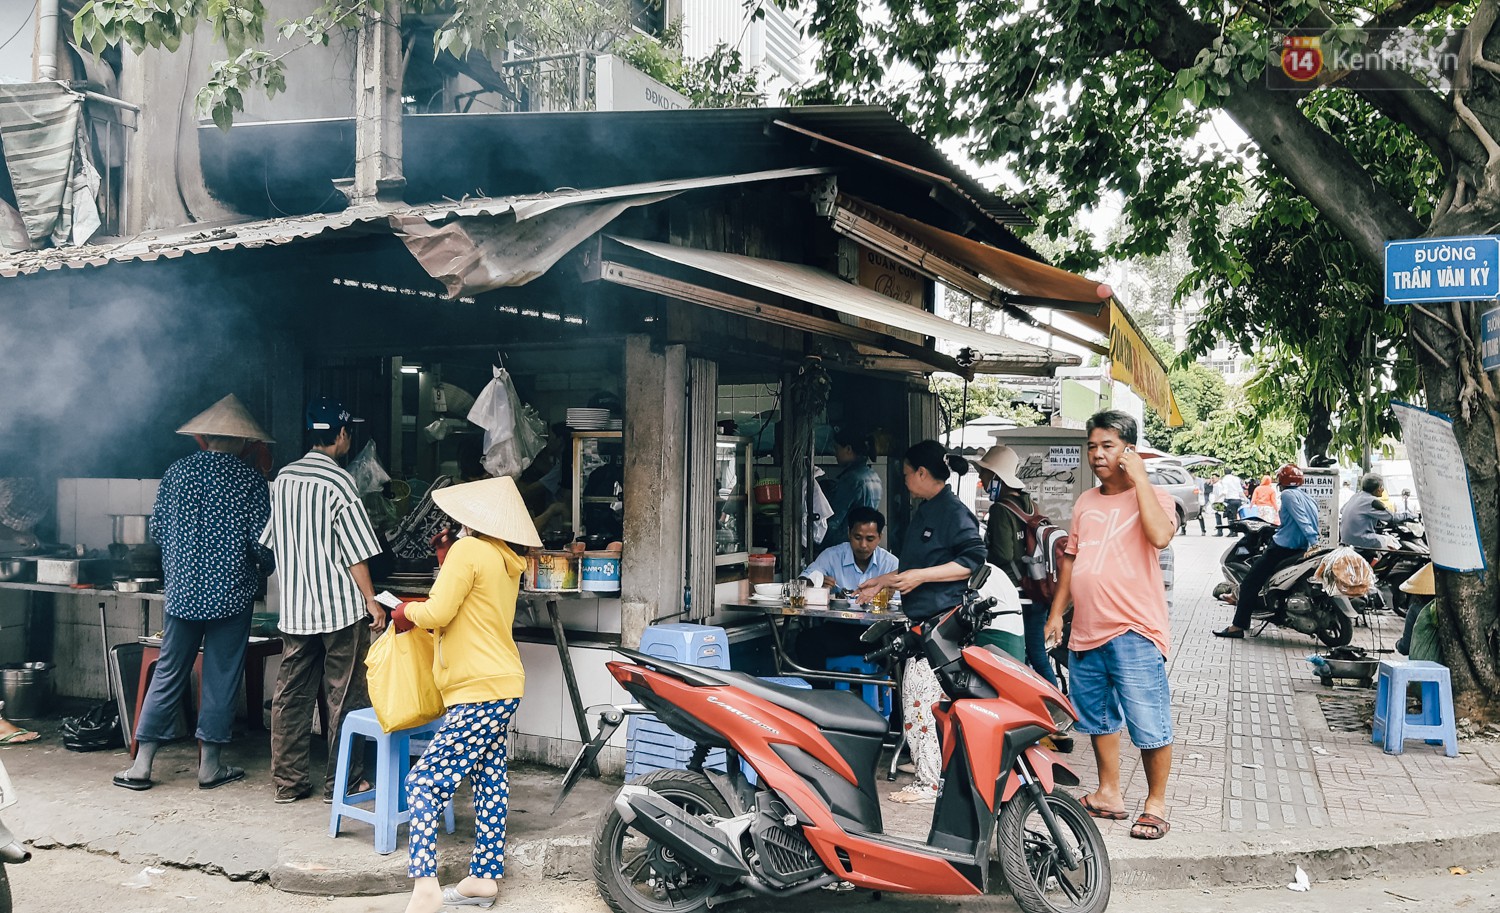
[554,567,1109,913]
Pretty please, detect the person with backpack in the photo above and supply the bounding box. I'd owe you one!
[1044,411,1177,840]
[974,444,1060,687]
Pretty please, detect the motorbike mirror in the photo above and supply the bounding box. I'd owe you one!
[969,565,992,590]
[860,618,896,644]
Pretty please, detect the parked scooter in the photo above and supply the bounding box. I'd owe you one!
[555,567,1109,913]
[1363,517,1429,617]
[0,753,29,913]
[1214,518,1366,647]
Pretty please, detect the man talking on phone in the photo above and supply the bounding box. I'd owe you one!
[1045,410,1177,840]
[260,397,388,804]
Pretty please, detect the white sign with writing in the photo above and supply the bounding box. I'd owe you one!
[1299,467,1339,545]
[595,55,690,112]
[1392,401,1487,572]
[1045,446,1081,472]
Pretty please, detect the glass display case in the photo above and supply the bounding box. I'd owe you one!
[714,435,754,566]
[572,431,624,545]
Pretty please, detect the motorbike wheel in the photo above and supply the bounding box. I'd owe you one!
[594,769,734,913]
[1316,610,1354,648]
[997,786,1111,913]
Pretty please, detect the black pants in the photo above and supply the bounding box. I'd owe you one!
[1234,544,1300,629]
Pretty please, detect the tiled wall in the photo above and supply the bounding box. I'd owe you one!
[56,478,161,551]
[510,641,633,773]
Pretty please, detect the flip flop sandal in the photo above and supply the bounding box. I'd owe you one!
[199,766,246,790]
[113,773,154,791]
[1130,812,1171,840]
[440,886,497,908]
[0,729,39,745]
[1080,795,1129,820]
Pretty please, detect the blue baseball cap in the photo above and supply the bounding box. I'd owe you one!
[305,397,364,432]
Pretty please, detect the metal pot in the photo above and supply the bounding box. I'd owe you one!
[109,514,151,546]
[0,559,30,582]
[0,662,54,720]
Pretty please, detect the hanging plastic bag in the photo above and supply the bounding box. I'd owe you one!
[347,440,392,495]
[365,625,445,732]
[1317,546,1375,597]
[469,366,545,478]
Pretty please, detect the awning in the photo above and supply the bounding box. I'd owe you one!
[828,196,1182,425]
[603,236,1078,376]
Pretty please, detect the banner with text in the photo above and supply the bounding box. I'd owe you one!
[1108,302,1183,427]
[1391,401,1487,572]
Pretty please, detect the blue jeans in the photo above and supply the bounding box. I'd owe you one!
[1022,601,1059,687]
[1069,631,1173,750]
[134,609,251,745]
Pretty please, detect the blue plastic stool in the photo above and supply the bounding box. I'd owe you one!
[329,708,456,854]
[1372,659,1458,757]
[826,656,893,718]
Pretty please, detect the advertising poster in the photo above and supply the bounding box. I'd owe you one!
[1299,467,1339,545]
[1391,401,1486,572]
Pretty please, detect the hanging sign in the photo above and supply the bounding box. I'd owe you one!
[1107,302,1184,427]
[1384,236,1500,304]
[1299,467,1339,545]
[1391,401,1487,572]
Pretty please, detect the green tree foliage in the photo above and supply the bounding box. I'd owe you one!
[1172,393,1299,479]
[784,0,1500,704]
[1144,361,1229,454]
[617,25,765,108]
[931,377,1043,432]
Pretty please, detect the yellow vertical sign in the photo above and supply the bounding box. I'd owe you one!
[1107,302,1183,427]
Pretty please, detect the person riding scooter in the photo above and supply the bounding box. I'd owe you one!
[1341,472,1415,550]
[1214,464,1320,639]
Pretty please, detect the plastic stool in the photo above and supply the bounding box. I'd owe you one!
[827,656,893,717]
[329,708,456,854]
[1372,659,1458,757]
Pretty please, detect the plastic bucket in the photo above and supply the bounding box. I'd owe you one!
[581,551,623,593]
[525,551,580,592]
[0,662,54,720]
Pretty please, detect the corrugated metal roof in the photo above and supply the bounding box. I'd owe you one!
[0,166,830,279]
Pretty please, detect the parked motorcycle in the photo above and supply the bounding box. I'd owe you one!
[1363,517,1429,617]
[0,754,29,913]
[1214,518,1365,647]
[555,567,1109,913]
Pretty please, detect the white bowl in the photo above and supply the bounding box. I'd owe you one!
[753,584,784,597]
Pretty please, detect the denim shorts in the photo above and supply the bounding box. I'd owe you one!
[1069,631,1173,749]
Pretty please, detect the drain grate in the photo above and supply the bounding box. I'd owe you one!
[1316,690,1375,733]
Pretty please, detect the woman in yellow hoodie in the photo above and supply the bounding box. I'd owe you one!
[392,476,540,913]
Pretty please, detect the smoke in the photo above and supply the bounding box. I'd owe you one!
[0,258,275,481]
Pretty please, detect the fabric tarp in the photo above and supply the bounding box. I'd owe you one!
[608,236,1071,366]
[0,82,94,248]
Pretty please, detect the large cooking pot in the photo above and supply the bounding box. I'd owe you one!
[109,514,152,546]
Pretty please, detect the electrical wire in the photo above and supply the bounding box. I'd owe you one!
[0,3,38,55]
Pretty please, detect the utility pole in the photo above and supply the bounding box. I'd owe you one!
[347,0,406,206]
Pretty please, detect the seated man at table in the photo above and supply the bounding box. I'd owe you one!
[794,507,899,673]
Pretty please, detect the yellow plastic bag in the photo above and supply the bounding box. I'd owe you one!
[365,626,445,732]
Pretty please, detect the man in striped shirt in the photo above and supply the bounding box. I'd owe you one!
[261,397,389,804]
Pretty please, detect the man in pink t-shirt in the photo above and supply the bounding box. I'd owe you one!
[1045,410,1176,841]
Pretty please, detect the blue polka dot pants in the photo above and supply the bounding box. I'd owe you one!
[406,698,520,879]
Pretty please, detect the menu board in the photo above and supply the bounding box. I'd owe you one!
[1300,468,1339,545]
[1392,402,1487,572]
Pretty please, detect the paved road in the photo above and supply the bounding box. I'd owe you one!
[10,842,1497,911]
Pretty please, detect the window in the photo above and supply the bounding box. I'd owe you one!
[630,0,665,36]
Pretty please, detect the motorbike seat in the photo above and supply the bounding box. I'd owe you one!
[695,668,890,737]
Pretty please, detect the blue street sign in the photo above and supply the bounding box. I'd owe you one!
[1483,306,1500,373]
[1385,236,1500,304]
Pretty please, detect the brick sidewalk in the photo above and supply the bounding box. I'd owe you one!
[1057,532,1500,847]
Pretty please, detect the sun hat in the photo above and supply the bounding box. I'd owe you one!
[176,394,274,442]
[431,476,543,547]
[972,444,1023,489]
[1400,562,1435,596]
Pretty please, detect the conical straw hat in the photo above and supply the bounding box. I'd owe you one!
[176,394,274,442]
[1400,561,1435,596]
[432,476,542,548]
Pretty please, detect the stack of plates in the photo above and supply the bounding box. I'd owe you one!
[605,419,623,430]
[567,407,612,430]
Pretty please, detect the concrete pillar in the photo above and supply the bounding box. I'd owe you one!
[620,336,687,648]
[348,1,406,205]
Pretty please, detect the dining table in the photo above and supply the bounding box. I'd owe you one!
[725,598,905,685]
